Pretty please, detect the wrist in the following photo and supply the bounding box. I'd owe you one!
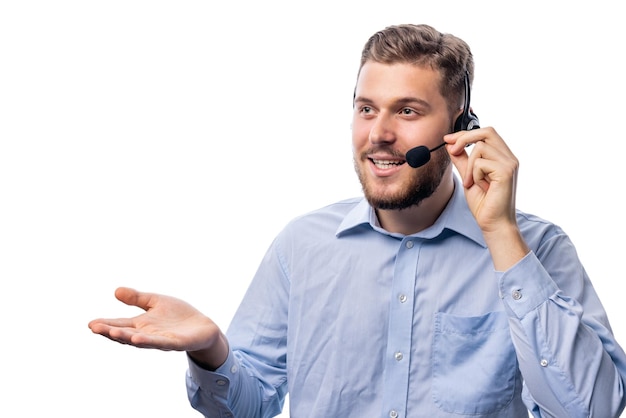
[188,333,230,371]
[483,223,530,271]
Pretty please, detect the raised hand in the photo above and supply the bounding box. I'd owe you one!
[444,127,529,270]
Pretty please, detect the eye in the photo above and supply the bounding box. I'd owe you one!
[400,107,416,116]
[357,105,376,119]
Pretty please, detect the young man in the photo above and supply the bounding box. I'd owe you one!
[89,24,626,417]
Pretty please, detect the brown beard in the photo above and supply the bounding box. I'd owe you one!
[354,146,450,210]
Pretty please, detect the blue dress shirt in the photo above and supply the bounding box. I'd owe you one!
[186,175,626,417]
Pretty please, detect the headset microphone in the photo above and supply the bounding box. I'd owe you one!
[405,142,446,168]
[405,70,480,169]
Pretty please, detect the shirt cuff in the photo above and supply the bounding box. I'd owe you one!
[187,350,241,400]
[497,251,559,319]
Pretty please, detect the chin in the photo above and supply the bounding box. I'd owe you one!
[363,185,417,210]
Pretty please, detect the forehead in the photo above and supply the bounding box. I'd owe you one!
[355,62,445,106]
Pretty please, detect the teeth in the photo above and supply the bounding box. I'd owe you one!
[372,159,403,169]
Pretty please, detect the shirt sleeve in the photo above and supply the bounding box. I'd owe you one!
[498,239,626,418]
[185,351,238,418]
[185,235,290,418]
[186,349,287,418]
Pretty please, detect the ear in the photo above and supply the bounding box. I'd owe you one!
[453,108,465,132]
[450,108,463,132]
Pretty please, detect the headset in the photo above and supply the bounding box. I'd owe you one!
[453,70,480,132]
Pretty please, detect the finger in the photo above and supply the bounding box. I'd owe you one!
[88,318,140,342]
[444,130,483,154]
[449,136,485,188]
[89,317,137,330]
[446,126,511,156]
[469,138,517,179]
[470,156,493,193]
[447,144,469,183]
[106,326,180,350]
[443,131,464,153]
[128,333,180,350]
[115,287,157,311]
[104,325,149,347]
[465,141,488,187]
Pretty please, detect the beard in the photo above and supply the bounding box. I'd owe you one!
[354,146,450,210]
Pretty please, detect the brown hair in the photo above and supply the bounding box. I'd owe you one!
[357,24,474,112]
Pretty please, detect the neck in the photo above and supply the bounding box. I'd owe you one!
[376,171,455,235]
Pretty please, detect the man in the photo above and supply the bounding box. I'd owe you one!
[89,24,626,417]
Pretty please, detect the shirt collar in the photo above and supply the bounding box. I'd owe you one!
[336,175,486,247]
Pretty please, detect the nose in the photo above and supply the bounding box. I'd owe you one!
[369,113,396,145]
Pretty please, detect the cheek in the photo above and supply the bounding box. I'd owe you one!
[351,120,371,148]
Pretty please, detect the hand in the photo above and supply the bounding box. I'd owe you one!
[444,127,518,233]
[89,287,228,368]
[445,127,529,270]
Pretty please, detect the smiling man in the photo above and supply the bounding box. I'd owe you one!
[90,24,626,418]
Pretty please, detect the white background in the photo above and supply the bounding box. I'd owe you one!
[1,1,624,417]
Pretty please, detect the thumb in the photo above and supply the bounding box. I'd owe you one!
[447,144,469,184]
[114,287,151,310]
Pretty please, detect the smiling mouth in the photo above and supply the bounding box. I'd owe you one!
[371,158,406,169]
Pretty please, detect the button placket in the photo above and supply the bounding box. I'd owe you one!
[381,237,417,418]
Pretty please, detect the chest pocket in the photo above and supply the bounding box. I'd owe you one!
[432,311,518,415]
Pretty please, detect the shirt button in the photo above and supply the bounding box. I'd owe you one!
[389,410,398,418]
[216,379,227,386]
[540,359,548,367]
[512,290,522,300]
[405,240,414,249]
[394,352,403,361]
[230,365,238,373]
[398,294,407,303]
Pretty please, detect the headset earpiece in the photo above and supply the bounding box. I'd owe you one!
[454,110,480,132]
[453,70,480,132]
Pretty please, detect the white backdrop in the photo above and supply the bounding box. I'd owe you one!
[1,1,624,417]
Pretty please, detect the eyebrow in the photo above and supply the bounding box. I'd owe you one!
[354,95,432,110]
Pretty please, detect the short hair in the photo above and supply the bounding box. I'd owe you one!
[357,23,474,112]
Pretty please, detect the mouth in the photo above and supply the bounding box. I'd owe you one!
[370,158,406,169]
